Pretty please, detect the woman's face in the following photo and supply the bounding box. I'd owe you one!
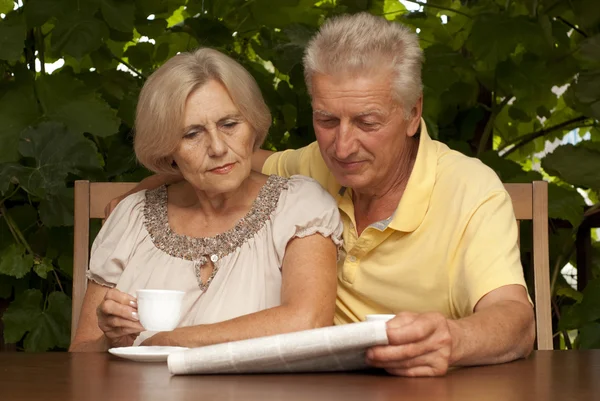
[173,80,255,195]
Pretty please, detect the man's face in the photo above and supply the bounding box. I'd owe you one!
[311,72,422,194]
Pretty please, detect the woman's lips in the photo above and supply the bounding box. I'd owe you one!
[209,163,235,174]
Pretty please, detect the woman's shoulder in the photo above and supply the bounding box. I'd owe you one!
[272,174,338,215]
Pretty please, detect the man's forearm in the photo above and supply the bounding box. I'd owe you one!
[449,300,535,366]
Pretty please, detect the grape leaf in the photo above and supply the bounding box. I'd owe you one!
[33,258,54,279]
[0,12,26,62]
[36,74,120,137]
[101,0,135,33]
[0,243,33,279]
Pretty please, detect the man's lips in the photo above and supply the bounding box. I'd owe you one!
[334,159,365,170]
[209,163,235,174]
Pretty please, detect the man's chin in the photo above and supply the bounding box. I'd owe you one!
[332,172,370,191]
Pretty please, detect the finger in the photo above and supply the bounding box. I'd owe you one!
[386,319,436,347]
[98,299,139,322]
[100,315,145,333]
[104,325,145,339]
[385,364,448,377]
[367,340,439,364]
[105,288,138,309]
[367,348,445,369]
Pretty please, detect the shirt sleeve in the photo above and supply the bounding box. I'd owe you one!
[451,190,531,317]
[271,175,344,266]
[262,142,334,190]
[86,191,147,288]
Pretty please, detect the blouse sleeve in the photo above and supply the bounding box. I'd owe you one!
[86,191,148,288]
[271,175,343,265]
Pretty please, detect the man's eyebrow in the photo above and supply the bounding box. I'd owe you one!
[313,109,336,117]
[355,109,386,118]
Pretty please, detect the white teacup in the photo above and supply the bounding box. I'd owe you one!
[136,289,185,331]
[365,314,396,322]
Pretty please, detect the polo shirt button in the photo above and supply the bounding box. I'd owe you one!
[348,255,357,262]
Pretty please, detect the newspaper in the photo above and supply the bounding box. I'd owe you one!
[168,321,389,375]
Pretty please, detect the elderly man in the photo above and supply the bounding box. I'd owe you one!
[108,13,535,376]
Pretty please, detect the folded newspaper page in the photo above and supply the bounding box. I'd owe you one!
[168,321,389,375]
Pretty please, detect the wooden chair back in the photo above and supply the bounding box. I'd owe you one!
[71,180,552,349]
[72,181,138,341]
[504,181,552,350]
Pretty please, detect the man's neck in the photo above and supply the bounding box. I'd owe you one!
[352,140,418,235]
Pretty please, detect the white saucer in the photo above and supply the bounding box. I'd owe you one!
[108,346,189,362]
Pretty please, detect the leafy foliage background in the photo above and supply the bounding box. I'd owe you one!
[0,0,599,351]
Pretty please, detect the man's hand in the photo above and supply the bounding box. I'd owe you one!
[104,174,184,218]
[366,312,456,377]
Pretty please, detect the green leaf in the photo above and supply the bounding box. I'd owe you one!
[36,74,120,137]
[18,120,100,171]
[39,188,74,227]
[135,18,167,38]
[0,243,33,279]
[0,83,40,163]
[2,289,71,351]
[548,184,586,228]
[0,122,100,200]
[24,0,99,27]
[579,34,600,64]
[542,144,600,190]
[467,15,546,66]
[557,286,583,303]
[2,289,43,343]
[559,278,600,330]
[0,0,13,14]
[0,12,26,62]
[123,42,154,70]
[579,322,600,349]
[51,16,109,59]
[100,0,135,32]
[23,291,71,351]
[33,258,54,279]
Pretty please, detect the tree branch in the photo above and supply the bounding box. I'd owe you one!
[500,116,588,157]
[402,0,472,18]
[557,16,588,38]
[476,92,513,157]
[109,53,146,79]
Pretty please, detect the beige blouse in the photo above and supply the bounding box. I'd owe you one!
[87,175,343,345]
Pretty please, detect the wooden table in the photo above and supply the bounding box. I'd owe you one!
[1,351,599,400]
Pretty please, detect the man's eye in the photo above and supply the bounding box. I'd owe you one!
[359,121,379,129]
[318,119,338,127]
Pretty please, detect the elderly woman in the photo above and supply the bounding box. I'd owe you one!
[69,48,342,352]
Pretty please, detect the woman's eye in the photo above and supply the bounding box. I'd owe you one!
[222,121,238,129]
[184,131,198,139]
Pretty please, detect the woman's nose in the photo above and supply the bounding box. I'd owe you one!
[207,130,227,157]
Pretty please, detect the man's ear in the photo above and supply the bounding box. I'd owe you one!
[407,96,423,138]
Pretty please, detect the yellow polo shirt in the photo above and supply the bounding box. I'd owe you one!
[263,122,528,324]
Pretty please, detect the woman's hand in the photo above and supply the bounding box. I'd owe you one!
[97,288,145,348]
[140,331,174,347]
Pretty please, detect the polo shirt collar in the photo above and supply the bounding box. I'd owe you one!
[387,119,437,232]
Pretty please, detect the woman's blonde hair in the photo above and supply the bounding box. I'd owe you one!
[303,12,424,118]
[134,48,272,174]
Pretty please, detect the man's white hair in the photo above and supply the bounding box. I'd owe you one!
[303,12,424,117]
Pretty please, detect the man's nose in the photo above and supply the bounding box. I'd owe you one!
[334,122,358,159]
